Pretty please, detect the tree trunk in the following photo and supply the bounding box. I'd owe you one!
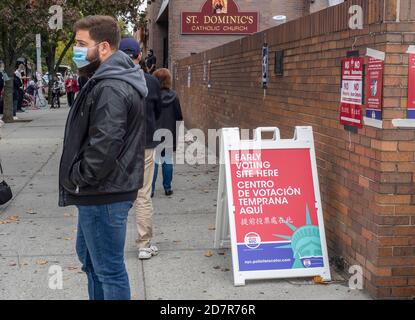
[54,34,75,73]
[2,63,15,123]
[45,46,56,104]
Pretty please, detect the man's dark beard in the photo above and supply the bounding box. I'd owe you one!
[78,47,101,77]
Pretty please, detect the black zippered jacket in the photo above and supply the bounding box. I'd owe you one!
[143,73,162,149]
[58,51,148,207]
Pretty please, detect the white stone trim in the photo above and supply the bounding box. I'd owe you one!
[407,46,415,54]
[392,119,415,128]
[364,117,383,128]
[366,48,385,61]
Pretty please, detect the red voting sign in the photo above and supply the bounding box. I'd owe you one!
[340,57,364,127]
[365,57,384,120]
[408,53,415,119]
[229,148,324,270]
[215,127,331,286]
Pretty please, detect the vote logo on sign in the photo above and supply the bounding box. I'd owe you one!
[244,232,261,249]
[303,259,312,268]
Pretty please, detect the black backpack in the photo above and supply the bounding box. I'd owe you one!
[0,161,13,205]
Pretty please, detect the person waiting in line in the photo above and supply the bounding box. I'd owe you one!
[13,67,25,119]
[59,15,148,300]
[145,49,157,74]
[50,77,61,109]
[152,68,183,197]
[65,74,79,107]
[15,64,26,114]
[119,37,162,260]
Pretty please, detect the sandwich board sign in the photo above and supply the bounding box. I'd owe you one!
[214,127,331,286]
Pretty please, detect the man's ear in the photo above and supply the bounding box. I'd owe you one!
[99,42,112,56]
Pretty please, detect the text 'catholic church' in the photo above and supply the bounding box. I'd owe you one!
[145,0,341,68]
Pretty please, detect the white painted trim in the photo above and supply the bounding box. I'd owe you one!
[366,48,386,61]
[364,117,383,129]
[407,46,415,54]
[341,116,361,124]
[392,119,415,128]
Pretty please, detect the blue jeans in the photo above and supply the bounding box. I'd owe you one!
[152,150,173,193]
[76,201,133,300]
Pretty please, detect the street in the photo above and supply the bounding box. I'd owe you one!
[0,105,371,300]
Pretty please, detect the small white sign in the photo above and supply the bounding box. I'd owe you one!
[36,34,41,48]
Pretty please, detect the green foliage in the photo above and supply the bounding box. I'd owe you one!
[0,0,146,121]
[55,41,74,69]
[0,0,146,66]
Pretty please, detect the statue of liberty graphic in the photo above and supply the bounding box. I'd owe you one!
[273,205,324,269]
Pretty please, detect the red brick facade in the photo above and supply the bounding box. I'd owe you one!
[146,0,307,68]
[175,0,415,299]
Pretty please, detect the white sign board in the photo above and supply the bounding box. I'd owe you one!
[340,58,364,105]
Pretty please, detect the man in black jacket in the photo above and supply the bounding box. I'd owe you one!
[119,38,162,260]
[145,49,157,74]
[58,16,148,300]
[13,70,24,118]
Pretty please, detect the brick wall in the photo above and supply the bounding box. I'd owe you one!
[147,0,168,65]
[175,0,415,299]
[147,0,307,68]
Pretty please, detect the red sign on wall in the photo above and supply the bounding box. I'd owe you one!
[340,57,364,128]
[182,0,259,35]
[408,53,415,119]
[365,57,384,120]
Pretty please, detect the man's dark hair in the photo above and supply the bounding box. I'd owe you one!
[74,15,121,50]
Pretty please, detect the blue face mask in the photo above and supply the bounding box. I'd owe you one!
[72,47,90,69]
[72,44,100,69]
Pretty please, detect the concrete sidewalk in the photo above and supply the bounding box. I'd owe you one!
[0,106,371,300]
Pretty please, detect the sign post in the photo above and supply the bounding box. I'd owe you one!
[339,57,364,128]
[36,34,42,75]
[215,127,331,286]
[262,44,269,90]
[407,46,415,119]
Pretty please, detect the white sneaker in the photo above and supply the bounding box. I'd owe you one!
[138,245,159,260]
[13,116,18,120]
